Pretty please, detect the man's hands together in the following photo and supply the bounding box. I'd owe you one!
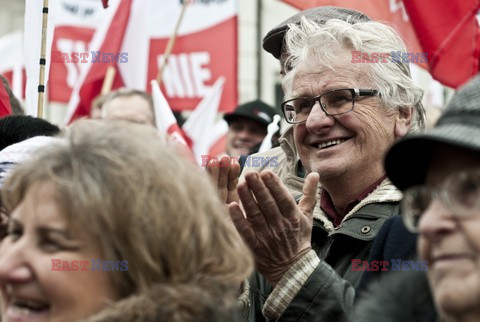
[207,156,319,286]
[206,156,241,204]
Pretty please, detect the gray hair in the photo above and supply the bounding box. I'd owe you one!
[101,88,154,118]
[282,18,426,132]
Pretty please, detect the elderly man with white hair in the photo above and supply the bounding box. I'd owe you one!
[221,16,427,322]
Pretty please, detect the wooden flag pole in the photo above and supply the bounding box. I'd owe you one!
[37,0,49,118]
[101,66,116,95]
[156,0,189,86]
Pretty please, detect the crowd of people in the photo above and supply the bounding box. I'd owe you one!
[0,4,479,322]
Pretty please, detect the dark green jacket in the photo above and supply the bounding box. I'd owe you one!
[246,202,401,322]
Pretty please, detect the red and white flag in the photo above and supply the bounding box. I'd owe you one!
[279,0,424,68]
[150,79,191,147]
[128,0,238,113]
[49,0,105,103]
[208,132,228,157]
[0,32,25,100]
[65,0,238,122]
[64,0,132,123]
[182,77,226,164]
[280,0,480,88]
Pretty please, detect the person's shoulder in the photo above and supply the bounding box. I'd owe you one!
[249,146,285,159]
[380,216,416,242]
[372,215,418,260]
[355,270,436,322]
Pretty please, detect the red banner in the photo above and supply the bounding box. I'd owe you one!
[58,0,238,115]
[280,0,424,68]
[49,26,95,103]
[147,17,237,112]
[402,0,480,88]
[2,0,238,116]
[280,0,480,88]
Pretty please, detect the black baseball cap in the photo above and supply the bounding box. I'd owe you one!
[263,6,370,60]
[224,100,277,126]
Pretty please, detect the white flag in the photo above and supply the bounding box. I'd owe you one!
[182,77,225,164]
[258,115,281,153]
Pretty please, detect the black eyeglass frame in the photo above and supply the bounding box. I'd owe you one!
[281,88,379,124]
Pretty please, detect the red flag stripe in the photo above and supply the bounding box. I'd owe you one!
[67,0,132,123]
[167,123,193,148]
[208,134,227,157]
[0,81,12,117]
[402,0,480,88]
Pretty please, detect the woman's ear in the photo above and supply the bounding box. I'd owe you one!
[394,107,414,138]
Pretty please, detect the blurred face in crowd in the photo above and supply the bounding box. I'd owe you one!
[418,145,480,320]
[104,95,155,127]
[226,117,267,157]
[292,49,411,189]
[0,182,119,322]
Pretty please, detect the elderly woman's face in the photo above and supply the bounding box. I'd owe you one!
[0,182,119,322]
[291,49,409,185]
[418,146,480,318]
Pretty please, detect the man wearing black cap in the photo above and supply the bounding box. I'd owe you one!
[209,7,378,322]
[263,6,370,75]
[212,8,425,322]
[224,100,278,157]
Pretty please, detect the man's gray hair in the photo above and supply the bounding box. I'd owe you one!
[282,18,426,132]
[101,88,154,118]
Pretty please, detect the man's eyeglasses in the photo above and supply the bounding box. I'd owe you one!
[281,88,378,124]
[401,170,480,233]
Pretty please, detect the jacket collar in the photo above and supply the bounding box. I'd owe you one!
[314,178,403,232]
[278,127,403,232]
[278,125,300,173]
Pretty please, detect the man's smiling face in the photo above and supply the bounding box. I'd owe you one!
[292,50,400,186]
